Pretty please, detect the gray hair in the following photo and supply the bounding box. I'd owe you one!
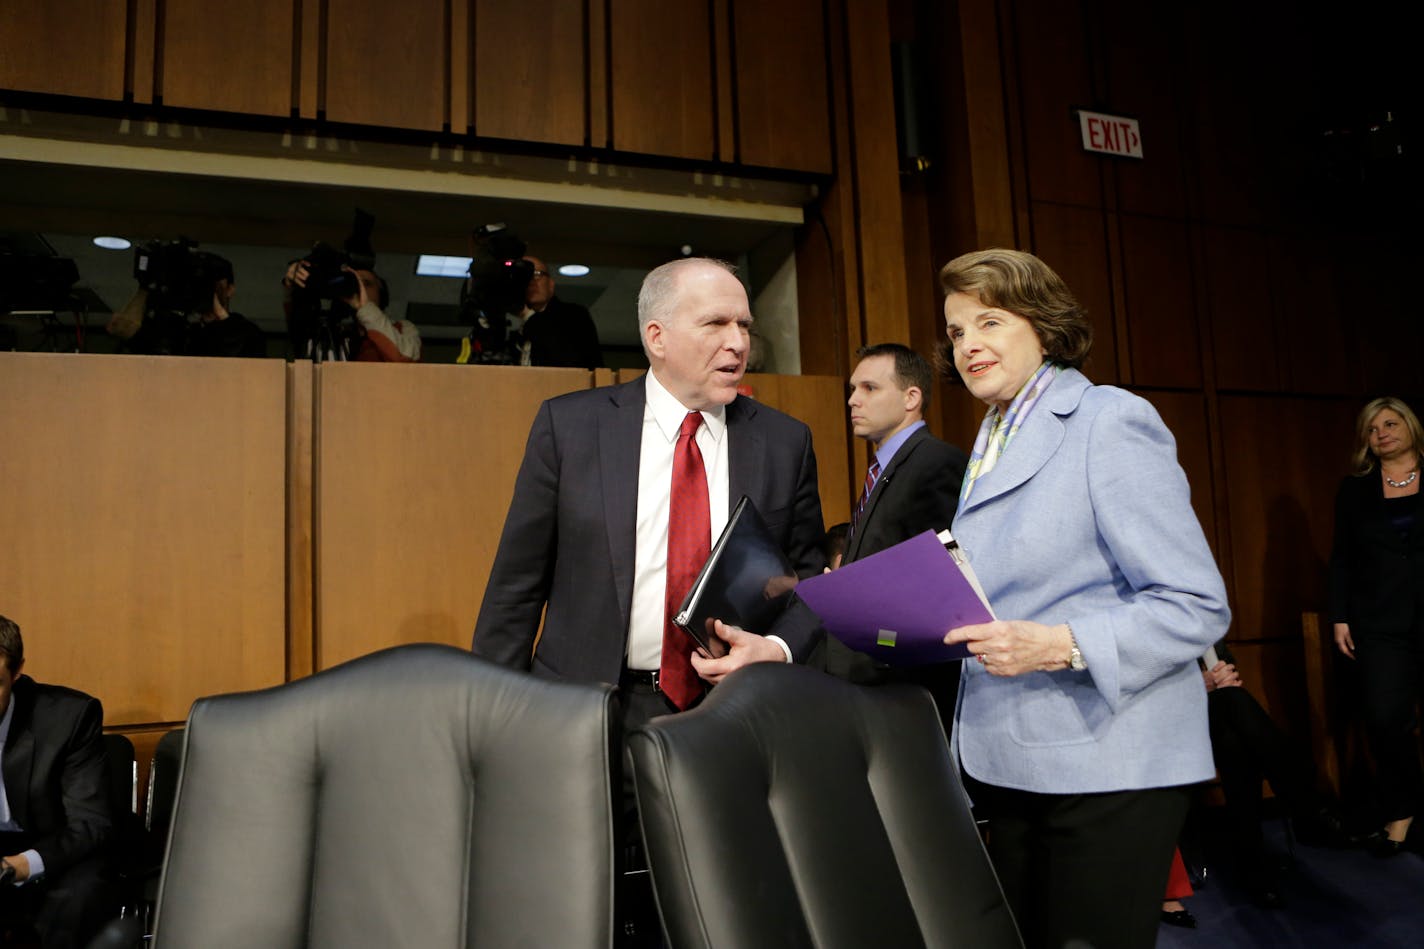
[637,257,739,337]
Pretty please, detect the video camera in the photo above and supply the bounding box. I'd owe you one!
[459,223,534,363]
[0,252,81,315]
[292,208,377,305]
[288,209,379,362]
[133,238,232,315]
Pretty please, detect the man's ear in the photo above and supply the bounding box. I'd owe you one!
[643,320,665,360]
[903,385,924,415]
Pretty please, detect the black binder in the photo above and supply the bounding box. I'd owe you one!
[673,496,800,658]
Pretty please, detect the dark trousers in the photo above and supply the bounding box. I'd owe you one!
[614,683,682,948]
[1208,684,1319,880]
[0,849,114,949]
[1356,632,1424,822]
[964,776,1191,949]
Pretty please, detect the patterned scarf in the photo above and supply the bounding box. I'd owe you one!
[957,361,1060,512]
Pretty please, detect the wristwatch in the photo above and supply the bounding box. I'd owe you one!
[1066,626,1087,671]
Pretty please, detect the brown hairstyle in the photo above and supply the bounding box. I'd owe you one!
[0,614,22,674]
[935,248,1092,379]
[855,342,933,403]
[1349,396,1424,476]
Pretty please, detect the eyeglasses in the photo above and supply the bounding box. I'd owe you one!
[531,270,551,279]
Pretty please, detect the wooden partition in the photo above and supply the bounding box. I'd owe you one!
[0,352,288,725]
[1,353,852,792]
[311,363,593,670]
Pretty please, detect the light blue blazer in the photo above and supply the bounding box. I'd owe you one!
[951,368,1230,794]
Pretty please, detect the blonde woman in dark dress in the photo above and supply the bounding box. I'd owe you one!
[1329,396,1424,857]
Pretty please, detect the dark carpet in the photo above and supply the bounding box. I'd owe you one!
[1156,813,1424,948]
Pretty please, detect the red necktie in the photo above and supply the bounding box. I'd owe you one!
[662,411,710,709]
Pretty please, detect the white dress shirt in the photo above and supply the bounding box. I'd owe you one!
[626,371,733,670]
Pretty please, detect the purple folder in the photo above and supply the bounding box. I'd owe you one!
[795,530,992,665]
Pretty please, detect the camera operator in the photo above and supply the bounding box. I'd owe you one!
[514,255,603,368]
[114,253,266,358]
[283,261,420,362]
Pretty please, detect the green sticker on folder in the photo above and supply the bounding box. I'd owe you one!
[876,629,897,647]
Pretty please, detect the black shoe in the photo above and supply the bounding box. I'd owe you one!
[1369,835,1408,859]
[1160,907,1197,928]
[1294,808,1351,848]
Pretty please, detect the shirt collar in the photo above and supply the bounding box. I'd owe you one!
[645,370,727,444]
[874,419,925,468]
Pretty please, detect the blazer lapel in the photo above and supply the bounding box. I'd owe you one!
[600,377,647,632]
[727,395,762,507]
[959,369,1089,516]
[2,681,36,824]
[846,427,928,561]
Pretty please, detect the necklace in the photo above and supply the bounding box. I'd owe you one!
[1384,469,1419,489]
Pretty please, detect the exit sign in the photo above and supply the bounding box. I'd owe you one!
[1078,110,1143,159]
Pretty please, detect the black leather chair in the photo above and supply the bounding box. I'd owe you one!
[150,643,617,948]
[628,663,1022,949]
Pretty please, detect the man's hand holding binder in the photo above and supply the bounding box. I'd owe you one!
[689,620,788,684]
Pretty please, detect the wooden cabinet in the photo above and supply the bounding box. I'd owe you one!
[731,0,832,174]
[324,0,447,130]
[159,0,296,116]
[608,0,716,160]
[0,0,835,174]
[0,2,128,101]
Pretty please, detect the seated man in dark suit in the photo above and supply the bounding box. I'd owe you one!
[1202,639,1349,906]
[812,343,968,726]
[0,615,114,949]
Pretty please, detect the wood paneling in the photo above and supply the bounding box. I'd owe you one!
[159,0,295,115]
[1100,0,1186,219]
[1117,213,1200,388]
[312,363,590,670]
[1270,236,1353,397]
[0,2,128,100]
[844,0,909,349]
[741,373,850,526]
[474,0,586,145]
[324,0,446,130]
[0,353,287,725]
[730,0,832,174]
[1217,395,1356,642]
[1201,225,1278,392]
[1029,201,1118,384]
[609,0,714,160]
[1010,0,1101,209]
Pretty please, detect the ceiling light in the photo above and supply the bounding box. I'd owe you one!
[93,236,131,250]
[558,264,590,277]
[415,255,473,278]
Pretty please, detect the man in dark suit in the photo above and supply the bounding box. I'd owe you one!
[473,257,825,946]
[515,255,604,368]
[473,257,825,696]
[815,343,967,720]
[0,615,114,949]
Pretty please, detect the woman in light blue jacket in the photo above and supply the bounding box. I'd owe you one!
[941,249,1230,949]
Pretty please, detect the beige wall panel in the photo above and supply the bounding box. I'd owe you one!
[160,0,295,115]
[741,373,849,528]
[325,0,446,130]
[609,0,714,160]
[474,0,587,145]
[0,2,128,100]
[313,363,591,670]
[0,353,287,725]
